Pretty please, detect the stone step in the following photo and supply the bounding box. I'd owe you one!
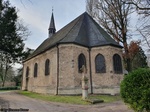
[85,99,104,104]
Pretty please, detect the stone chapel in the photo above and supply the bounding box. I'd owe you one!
[22,12,124,95]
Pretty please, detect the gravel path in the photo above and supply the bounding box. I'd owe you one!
[0,91,133,112]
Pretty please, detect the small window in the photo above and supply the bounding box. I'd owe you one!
[45,59,50,76]
[26,66,29,77]
[95,54,106,73]
[113,54,123,74]
[34,63,38,77]
[78,53,86,72]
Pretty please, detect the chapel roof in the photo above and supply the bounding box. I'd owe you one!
[27,12,122,61]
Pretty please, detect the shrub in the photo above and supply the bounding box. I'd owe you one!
[0,86,19,90]
[120,68,150,112]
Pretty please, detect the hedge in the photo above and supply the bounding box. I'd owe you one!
[0,86,20,90]
[120,68,150,112]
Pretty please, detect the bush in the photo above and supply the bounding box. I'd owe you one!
[0,86,20,90]
[120,68,150,112]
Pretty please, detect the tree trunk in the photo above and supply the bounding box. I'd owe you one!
[126,58,131,72]
[146,109,150,112]
[2,70,7,87]
[2,80,5,87]
[2,63,9,87]
[123,42,132,72]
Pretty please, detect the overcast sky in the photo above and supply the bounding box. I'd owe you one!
[9,0,86,49]
[8,0,149,69]
[9,0,141,50]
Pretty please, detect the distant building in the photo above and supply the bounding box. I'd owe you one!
[22,12,124,95]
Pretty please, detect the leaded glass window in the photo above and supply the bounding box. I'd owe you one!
[45,59,50,76]
[113,54,123,74]
[26,66,29,77]
[34,63,38,77]
[95,54,106,73]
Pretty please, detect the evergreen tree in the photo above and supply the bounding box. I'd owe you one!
[132,47,148,70]
[0,0,29,86]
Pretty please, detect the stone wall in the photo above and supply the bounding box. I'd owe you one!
[90,46,124,95]
[0,82,16,87]
[147,54,150,67]
[58,44,89,94]
[22,44,124,95]
[22,47,58,94]
[58,44,124,95]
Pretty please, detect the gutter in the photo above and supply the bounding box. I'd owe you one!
[21,63,24,90]
[56,44,59,95]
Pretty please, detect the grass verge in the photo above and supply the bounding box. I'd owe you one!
[18,91,121,105]
[0,86,20,90]
[0,90,11,92]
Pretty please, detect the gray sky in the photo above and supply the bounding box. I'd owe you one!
[9,0,148,68]
[9,0,86,49]
[9,0,141,51]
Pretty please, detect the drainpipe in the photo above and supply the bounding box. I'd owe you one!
[88,48,93,94]
[56,44,59,95]
[21,63,24,90]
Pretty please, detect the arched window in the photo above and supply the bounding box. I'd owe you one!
[78,53,86,72]
[95,54,106,73]
[26,66,29,77]
[34,63,38,77]
[113,54,123,74]
[45,59,50,76]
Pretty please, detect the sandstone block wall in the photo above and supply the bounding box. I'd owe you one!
[0,82,16,87]
[58,44,124,95]
[22,44,124,95]
[91,46,124,94]
[22,47,58,94]
[58,44,89,94]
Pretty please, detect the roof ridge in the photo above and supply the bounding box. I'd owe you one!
[74,13,90,46]
[24,12,122,62]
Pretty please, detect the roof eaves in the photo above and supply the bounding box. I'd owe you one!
[23,43,58,63]
[90,43,123,48]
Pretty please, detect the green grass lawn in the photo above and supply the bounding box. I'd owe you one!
[0,90,18,92]
[18,91,121,105]
[89,94,121,103]
[0,90,10,92]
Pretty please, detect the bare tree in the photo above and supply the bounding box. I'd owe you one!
[86,0,97,18]
[19,0,33,8]
[125,0,150,52]
[125,0,150,16]
[86,0,133,71]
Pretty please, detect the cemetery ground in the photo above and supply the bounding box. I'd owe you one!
[0,90,133,112]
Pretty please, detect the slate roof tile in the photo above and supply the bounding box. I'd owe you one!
[26,12,122,61]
